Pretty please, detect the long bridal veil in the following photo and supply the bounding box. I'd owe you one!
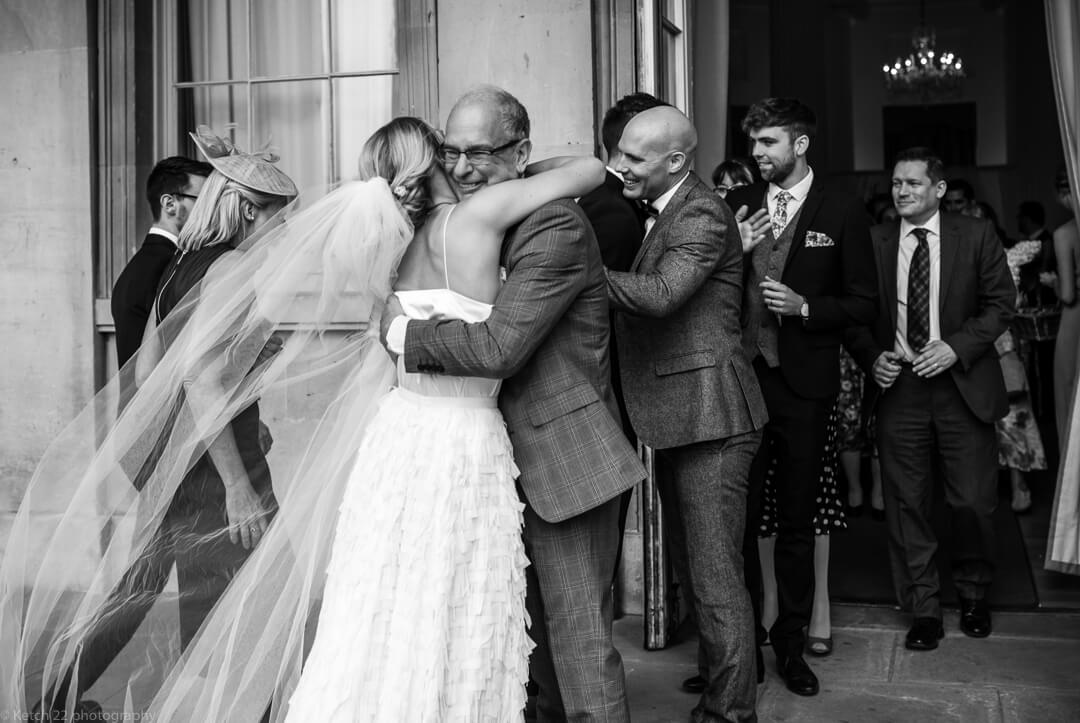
[0,178,413,721]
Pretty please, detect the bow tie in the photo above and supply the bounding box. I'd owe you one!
[641,202,660,218]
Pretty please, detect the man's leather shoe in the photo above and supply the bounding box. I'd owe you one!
[681,674,706,694]
[959,597,992,638]
[905,617,945,650]
[776,654,819,696]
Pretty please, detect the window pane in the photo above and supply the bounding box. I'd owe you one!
[252,80,329,193]
[178,0,248,82]
[176,84,250,158]
[333,75,394,182]
[332,0,396,72]
[251,0,326,77]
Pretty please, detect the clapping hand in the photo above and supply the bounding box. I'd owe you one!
[735,205,771,253]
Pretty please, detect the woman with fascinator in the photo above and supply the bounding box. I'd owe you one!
[0,128,298,721]
[2,117,603,722]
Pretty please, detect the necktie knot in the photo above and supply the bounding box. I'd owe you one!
[911,227,929,244]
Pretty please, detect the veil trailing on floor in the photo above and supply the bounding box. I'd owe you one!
[0,178,413,721]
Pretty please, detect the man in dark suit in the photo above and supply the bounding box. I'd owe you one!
[847,147,1015,651]
[606,105,767,722]
[383,85,645,721]
[726,97,878,697]
[111,156,212,367]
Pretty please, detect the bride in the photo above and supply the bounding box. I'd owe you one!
[1,116,603,722]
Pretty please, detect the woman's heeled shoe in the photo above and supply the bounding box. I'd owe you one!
[807,635,833,656]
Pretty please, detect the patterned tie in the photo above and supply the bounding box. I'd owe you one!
[907,227,931,352]
[772,190,792,238]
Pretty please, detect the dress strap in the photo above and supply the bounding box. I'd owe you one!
[441,205,456,291]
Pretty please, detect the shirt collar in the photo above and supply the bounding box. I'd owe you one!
[651,172,691,215]
[149,225,179,245]
[899,210,941,241]
[768,166,814,204]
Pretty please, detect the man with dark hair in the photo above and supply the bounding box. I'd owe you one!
[726,96,877,697]
[847,147,1014,653]
[579,92,666,437]
[111,156,212,367]
[943,178,975,215]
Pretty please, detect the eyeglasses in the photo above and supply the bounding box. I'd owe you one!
[173,193,199,202]
[437,138,522,167]
[713,182,747,198]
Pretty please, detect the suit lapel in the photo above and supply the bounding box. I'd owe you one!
[938,215,960,309]
[781,176,824,275]
[632,173,698,271]
[879,223,901,331]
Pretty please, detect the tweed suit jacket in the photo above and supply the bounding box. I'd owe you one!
[606,172,768,450]
[845,213,1016,424]
[403,199,645,523]
[727,178,878,399]
[111,232,178,367]
[577,169,646,272]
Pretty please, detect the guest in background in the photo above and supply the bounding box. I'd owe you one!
[867,192,894,226]
[727,97,877,697]
[847,147,1014,651]
[111,156,212,369]
[1016,200,1057,307]
[756,404,845,658]
[970,200,1014,248]
[712,157,755,199]
[1050,169,1079,450]
[996,240,1049,513]
[943,178,975,215]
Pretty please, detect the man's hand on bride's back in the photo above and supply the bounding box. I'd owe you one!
[379,293,404,360]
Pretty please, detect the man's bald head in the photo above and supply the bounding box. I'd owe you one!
[624,106,698,156]
[614,106,698,202]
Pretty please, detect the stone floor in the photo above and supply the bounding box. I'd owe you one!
[618,603,1080,722]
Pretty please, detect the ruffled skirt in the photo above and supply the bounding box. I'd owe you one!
[285,387,531,721]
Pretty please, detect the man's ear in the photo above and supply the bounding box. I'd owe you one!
[933,180,948,199]
[668,151,688,174]
[514,139,533,175]
[160,193,177,219]
[794,134,810,157]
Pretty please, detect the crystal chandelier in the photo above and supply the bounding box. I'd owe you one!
[882,0,965,97]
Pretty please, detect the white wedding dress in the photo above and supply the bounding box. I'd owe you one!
[285,283,532,721]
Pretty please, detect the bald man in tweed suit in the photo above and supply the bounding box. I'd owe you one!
[606,106,768,722]
[384,86,645,722]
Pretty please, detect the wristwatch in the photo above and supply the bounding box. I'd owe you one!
[799,298,810,320]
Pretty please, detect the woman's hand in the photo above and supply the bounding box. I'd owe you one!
[223,476,270,549]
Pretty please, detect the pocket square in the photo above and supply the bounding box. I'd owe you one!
[805,231,835,248]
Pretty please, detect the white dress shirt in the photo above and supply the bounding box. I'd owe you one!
[894,211,942,360]
[148,225,179,245]
[767,167,815,228]
[644,172,691,236]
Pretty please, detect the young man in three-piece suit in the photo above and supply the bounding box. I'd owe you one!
[605,105,768,723]
[846,147,1015,652]
[726,97,878,698]
[111,156,211,367]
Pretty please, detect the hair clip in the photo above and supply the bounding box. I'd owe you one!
[392,185,407,199]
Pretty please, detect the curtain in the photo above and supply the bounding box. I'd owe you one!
[1044,0,1080,575]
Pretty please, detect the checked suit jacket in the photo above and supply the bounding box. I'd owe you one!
[402,198,645,523]
[726,178,878,399]
[845,213,1016,424]
[606,172,768,450]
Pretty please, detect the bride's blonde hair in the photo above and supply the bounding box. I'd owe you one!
[358,117,441,228]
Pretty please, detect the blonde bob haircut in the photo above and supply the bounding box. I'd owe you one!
[177,170,294,252]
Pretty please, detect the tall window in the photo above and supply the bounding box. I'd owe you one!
[657,0,689,111]
[159,0,397,194]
